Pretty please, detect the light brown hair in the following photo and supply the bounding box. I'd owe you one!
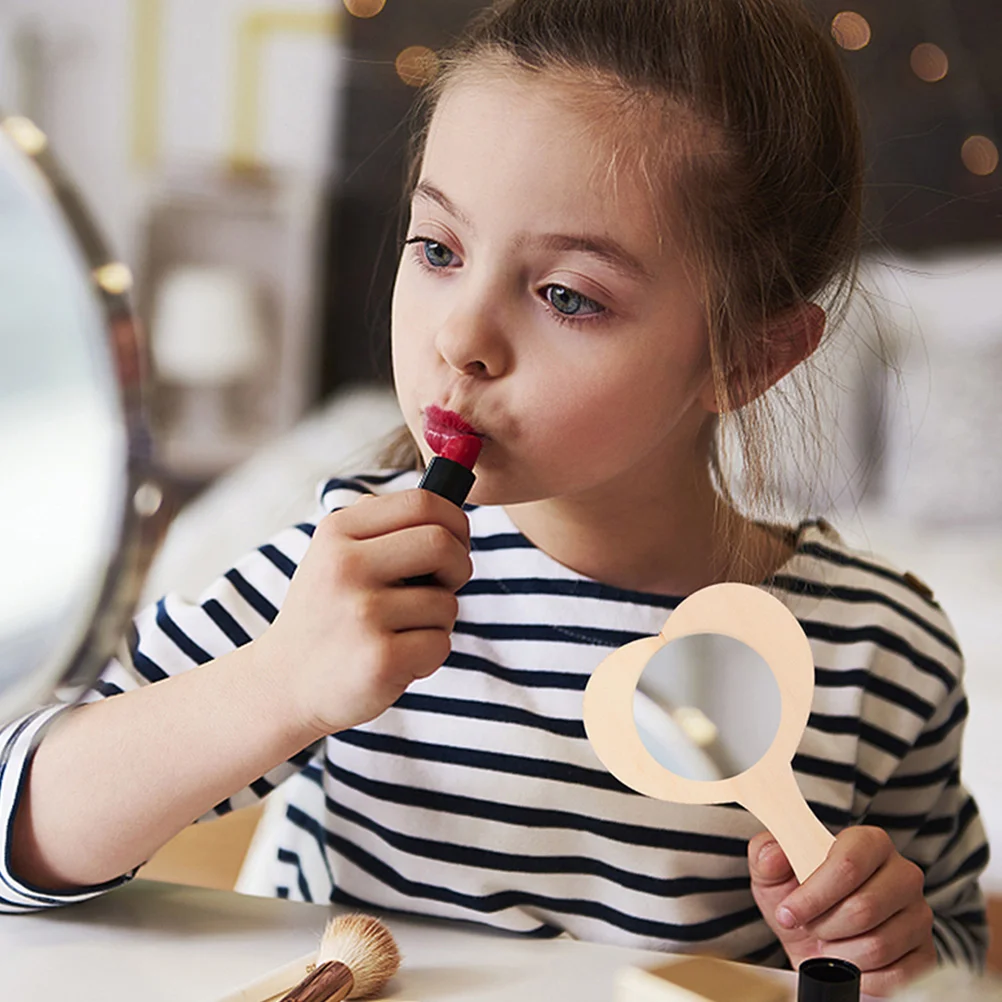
[382,0,865,533]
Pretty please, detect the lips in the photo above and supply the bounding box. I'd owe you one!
[423,405,484,464]
[424,405,480,436]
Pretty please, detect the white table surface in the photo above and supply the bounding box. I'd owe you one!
[0,879,818,1001]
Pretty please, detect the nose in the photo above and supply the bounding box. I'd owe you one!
[434,298,511,379]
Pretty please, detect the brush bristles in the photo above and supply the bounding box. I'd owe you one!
[317,913,401,997]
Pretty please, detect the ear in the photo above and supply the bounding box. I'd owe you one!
[699,303,826,414]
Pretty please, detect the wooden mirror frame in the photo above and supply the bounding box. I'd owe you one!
[583,582,834,882]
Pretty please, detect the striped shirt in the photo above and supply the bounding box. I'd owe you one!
[0,470,989,969]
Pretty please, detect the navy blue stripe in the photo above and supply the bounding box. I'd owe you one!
[471,532,535,551]
[808,712,914,760]
[801,621,954,692]
[928,844,990,892]
[447,650,588,690]
[276,848,314,902]
[813,667,869,689]
[859,722,910,757]
[322,790,751,899]
[286,804,763,942]
[155,599,212,665]
[295,522,316,537]
[807,712,859,736]
[940,915,980,968]
[792,753,854,784]
[932,923,957,963]
[454,621,649,648]
[202,599,252,647]
[128,622,167,682]
[885,762,957,791]
[393,692,586,739]
[813,667,936,721]
[224,569,279,623]
[259,544,297,579]
[915,698,968,748]
[326,881,563,938]
[796,542,942,611]
[250,777,275,798]
[322,757,748,856]
[94,680,125,698]
[862,809,930,830]
[771,576,956,652]
[934,797,981,858]
[320,477,378,498]
[355,470,415,486]
[333,728,624,791]
[460,575,680,609]
[741,939,786,966]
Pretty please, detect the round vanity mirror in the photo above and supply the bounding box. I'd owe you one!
[634,633,782,782]
[0,115,158,725]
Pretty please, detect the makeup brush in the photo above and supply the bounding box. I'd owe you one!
[279,913,401,1002]
[216,913,401,1002]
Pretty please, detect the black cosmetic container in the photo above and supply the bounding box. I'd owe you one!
[798,958,862,1002]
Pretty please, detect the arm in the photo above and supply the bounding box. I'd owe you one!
[8,638,317,895]
[3,489,471,907]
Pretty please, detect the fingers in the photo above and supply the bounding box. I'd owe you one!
[857,939,938,998]
[748,834,816,952]
[336,489,471,547]
[776,827,893,930]
[365,587,460,634]
[815,899,934,977]
[748,833,796,887]
[809,854,926,941]
[363,525,473,591]
[389,628,454,680]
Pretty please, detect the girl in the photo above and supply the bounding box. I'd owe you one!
[2,0,988,995]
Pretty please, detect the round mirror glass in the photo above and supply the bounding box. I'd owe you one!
[633,633,782,781]
[0,119,148,724]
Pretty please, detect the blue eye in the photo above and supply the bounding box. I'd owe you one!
[421,240,455,268]
[545,285,603,317]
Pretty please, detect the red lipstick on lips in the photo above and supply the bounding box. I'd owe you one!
[419,405,483,507]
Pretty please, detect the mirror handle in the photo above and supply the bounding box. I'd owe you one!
[739,763,835,884]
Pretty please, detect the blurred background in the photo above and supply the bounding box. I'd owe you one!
[1,0,1000,967]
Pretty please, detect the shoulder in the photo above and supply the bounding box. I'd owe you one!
[318,469,421,513]
[777,519,965,697]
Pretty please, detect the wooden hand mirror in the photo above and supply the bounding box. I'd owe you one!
[583,582,834,883]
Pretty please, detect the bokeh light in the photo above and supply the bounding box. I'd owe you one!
[962,136,1000,177]
[343,0,386,18]
[831,12,872,51]
[395,46,440,88]
[910,43,949,83]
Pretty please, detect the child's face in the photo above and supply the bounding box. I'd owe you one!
[391,68,716,507]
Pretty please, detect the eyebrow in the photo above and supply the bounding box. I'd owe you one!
[411,180,654,283]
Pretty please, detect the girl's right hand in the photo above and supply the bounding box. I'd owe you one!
[250,489,473,741]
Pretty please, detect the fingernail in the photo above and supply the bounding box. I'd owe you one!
[756,839,780,866]
[776,906,798,930]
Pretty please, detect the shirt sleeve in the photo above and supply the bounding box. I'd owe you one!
[0,517,325,913]
[859,645,990,969]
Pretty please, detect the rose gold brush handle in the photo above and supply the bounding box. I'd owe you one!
[279,960,354,1002]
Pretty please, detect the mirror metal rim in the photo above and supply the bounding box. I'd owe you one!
[0,114,162,724]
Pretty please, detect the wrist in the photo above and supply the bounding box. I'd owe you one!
[238,633,334,749]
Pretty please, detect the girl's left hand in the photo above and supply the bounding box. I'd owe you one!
[748,827,937,998]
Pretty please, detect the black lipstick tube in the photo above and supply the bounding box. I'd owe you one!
[404,456,476,585]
